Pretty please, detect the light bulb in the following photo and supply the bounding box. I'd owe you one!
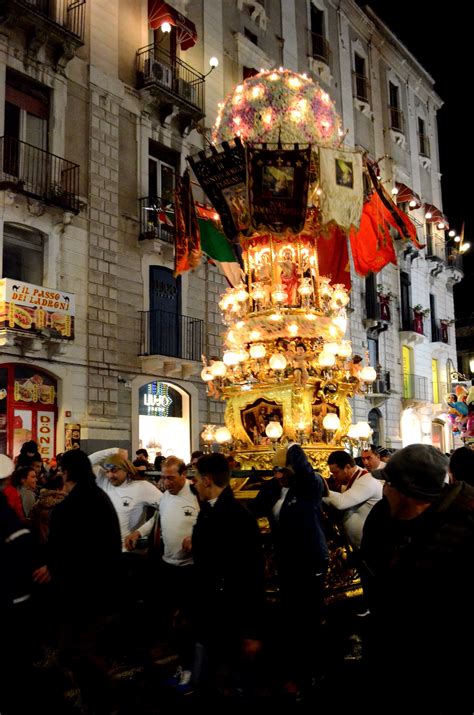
[338,341,352,358]
[391,187,399,195]
[318,351,335,367]
[223,351,240,366]
[271,285,287,304]
[161,21,171,33]
[347,424,360,440]
[323,413,340,431]
[333,315,347,333]
[209,56,219,68]
[209,361,227,377]
[425,211,432,220]
[356,421,372,440]
[409,200,417,208]
[265,421,283,439]
[324,342,340,355]
[460,242,471,253]
[360,366,377,383]
[288,323,298,336]
[201,367,213,382]
[215,426,232,444]
[269,353,287,370]
[201,425,215,442]
[250,343,266,359]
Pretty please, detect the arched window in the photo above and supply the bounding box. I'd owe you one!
[368,407,382,446]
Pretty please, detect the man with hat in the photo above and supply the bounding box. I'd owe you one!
[361,444,474,712]
[90,449,162,550]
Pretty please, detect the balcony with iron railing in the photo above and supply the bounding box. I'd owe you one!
[425,233,446,263]
[136,44,205,131]
[431,319,450,344]
[400,308,427,340]
[403,373,428,401]
[389,105,404,133]
[365,368,391,396]
[139,309,203,362]
[309,32,330,64]
[0,0,86,58]
[352,72,371,104]
[0,136,80,213]
[138,197,175,243]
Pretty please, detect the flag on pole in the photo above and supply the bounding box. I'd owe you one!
[198,219,244,287]
[174,170,202,276]
[349,191,398,276]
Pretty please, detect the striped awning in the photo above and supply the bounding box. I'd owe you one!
[148,1,197,51]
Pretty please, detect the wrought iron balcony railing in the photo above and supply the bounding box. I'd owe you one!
[0,136,80,213]
[373,369,391,394]
[425,234,446,261]
[400,311,425,336]
[431,319,450,344]
[136,44,205,114]
[309,32,330,63]
[1,0,86,42]
[352,72,370,103]
[389,105,404,132]
[139,309,203,361]
[403,373,428,401]
[138,196,175,243]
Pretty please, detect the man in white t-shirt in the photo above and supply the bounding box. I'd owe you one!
[89,449,162,550]
[126,456,199,688]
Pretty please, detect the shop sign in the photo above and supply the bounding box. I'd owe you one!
[65,423,81,451]
[37,411,54,461]
[0,278,75,339]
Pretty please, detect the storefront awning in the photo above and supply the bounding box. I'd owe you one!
[148,0,197,51]
[395,182,422,209]
[423,203,449,230]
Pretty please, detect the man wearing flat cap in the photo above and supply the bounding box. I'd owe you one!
[361,444,474,712]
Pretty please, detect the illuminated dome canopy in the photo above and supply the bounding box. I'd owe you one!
[212,68,342,146]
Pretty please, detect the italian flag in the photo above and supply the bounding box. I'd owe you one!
[198,219,243,287]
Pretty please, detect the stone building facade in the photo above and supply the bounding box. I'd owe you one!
[0,0,461,462]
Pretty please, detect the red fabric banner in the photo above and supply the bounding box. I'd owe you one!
[314,225,351,292]
[174,170,201,276]
[349,192,398,277]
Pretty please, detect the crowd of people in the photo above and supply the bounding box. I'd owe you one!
[1,438,473,712]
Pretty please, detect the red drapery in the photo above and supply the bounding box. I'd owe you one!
[148,0,197,50]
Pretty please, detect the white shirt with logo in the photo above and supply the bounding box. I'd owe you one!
[159,480,199,566]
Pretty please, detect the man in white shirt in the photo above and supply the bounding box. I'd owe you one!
[323,450,383,551]
[89,449,162,551]
[126,456,199,690]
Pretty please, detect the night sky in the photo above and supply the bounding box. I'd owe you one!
[356,2,471,318]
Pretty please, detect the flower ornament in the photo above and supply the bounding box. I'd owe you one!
[212,69,342,147]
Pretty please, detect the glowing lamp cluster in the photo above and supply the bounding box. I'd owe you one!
[212,68,342,146]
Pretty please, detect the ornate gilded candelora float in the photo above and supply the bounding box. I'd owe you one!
[191,69,380,471]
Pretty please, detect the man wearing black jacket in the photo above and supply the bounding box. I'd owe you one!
[191,452,264,695]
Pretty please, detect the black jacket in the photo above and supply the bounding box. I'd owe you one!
[253,445,328,575]
[48,479,122,615]
[192,486,265,644]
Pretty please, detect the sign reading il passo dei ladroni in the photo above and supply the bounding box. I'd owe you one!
[0,278,75,339]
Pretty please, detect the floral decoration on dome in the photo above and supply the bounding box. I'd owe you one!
[212,68,343,146]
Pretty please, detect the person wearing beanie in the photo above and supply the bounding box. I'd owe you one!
[361,443,474,712]
[88,448,162,550]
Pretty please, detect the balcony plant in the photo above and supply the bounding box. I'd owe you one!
[412,305,429,335]
[376,285,393,322]
[413,304,430,317]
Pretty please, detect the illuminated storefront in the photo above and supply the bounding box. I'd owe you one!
[138,381,191,463]
[0,363,58,460]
